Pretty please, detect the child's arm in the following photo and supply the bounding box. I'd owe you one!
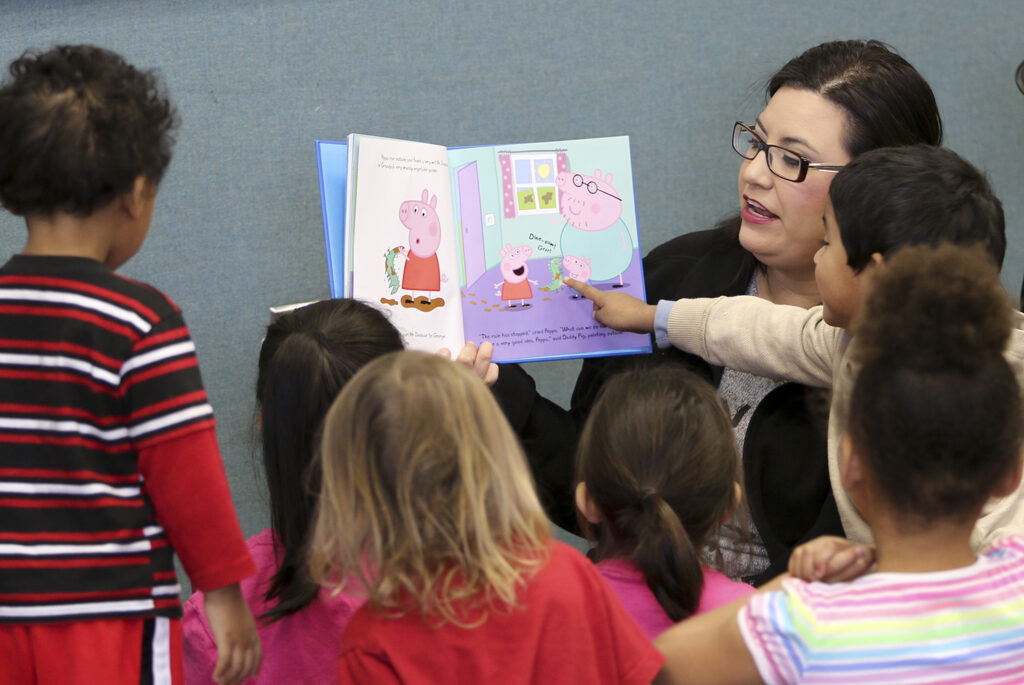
[437,341,499,386]
[565,279,657,333]
[203,584,262,684]
[568,279,840,388]
[139,428,261,683]
[788,535,875,582]
[653,596,764,685]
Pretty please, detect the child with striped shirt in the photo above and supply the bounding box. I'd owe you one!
[654,243,1024,683]
[0,45,259,684]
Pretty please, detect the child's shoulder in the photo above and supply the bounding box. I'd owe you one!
[530,541,634,612]
[108,271,183,317]
[2,254,182,321]
[985,534,1024,560]
[541,540,603,580]
[698,566,755,613]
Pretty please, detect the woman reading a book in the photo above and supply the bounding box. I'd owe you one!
[492,39,943,585]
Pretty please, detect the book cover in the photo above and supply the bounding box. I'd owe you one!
[315,134,652,363]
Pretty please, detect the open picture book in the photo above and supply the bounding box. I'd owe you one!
[315,134,651,363]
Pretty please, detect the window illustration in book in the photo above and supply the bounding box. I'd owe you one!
[316,134,651,363]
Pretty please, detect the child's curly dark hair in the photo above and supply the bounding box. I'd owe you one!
[0,44,178,217]
[849,243,1021,525]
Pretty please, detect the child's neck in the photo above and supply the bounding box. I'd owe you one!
[756,266,820,309]
[871,512,978,574]
[22,207,120,265]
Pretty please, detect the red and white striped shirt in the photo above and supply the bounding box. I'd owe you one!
[0,255,254,623]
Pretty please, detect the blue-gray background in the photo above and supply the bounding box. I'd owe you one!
[3,1,1022,597]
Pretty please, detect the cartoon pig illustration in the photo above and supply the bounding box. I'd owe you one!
[494,243,538,309]
[398,189,441,298]
[561,254,591,299]
[557,169,633,286]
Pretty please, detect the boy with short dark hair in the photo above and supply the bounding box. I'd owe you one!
[571,143,1024,552]
[0,45,259,684]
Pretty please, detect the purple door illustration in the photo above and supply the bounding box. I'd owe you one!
[456,162,486,286]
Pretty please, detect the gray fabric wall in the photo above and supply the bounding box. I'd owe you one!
[2,0,1022,597]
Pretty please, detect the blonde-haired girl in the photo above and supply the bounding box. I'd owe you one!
[309,350,663,684]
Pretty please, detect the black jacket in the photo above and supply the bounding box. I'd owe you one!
[495,221,842,585]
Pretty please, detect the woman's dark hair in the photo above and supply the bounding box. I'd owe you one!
[849,244,1021,527]
[256,298,403,623]
[830,144,1006,271]
[576,366,740,621]
[768,39,942,156]
[0,44,177,217]
[720,40,943,249]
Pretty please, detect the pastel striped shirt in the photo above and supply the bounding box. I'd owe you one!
[739,535,1024,684]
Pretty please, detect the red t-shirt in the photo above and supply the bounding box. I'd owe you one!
[338,541,664,684]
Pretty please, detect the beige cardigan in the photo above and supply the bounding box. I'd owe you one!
[666,295,1024,549]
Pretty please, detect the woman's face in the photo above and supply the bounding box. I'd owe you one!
[737,86,852,276]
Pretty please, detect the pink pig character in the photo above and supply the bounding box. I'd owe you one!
[398,189,441,297]
[561,254,591,299]
[494,243,538,309]
[557,169,633,287]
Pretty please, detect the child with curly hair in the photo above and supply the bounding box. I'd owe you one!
[0,45,258,684]
[654,244,1024,683]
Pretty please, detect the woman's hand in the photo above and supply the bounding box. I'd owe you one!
[565,279,657,333]
[788,535,875,583]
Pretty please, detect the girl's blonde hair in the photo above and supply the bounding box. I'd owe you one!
[308,350,550,627]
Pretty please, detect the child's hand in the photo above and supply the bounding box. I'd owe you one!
[565,279,656,333]
[437,341,499,386]
[203,583,261,685]
[788,535,875,583]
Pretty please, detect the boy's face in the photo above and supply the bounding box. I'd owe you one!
[814,200,873,328]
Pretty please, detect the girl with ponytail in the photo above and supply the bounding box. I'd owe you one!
[575,366,754,638]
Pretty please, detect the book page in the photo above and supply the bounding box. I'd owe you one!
[447,136,651,363]
[350,136,465,353]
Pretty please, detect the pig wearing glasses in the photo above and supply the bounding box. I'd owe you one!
[557,169,633,287]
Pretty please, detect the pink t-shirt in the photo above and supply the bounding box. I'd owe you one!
[183,529,363,684]
[597,558,755,639]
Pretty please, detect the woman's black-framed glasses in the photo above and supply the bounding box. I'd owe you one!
[572,173,621,200]
[732,122,844,183]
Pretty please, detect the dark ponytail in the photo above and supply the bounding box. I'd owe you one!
[626,494,703,621]
[256,299,403,623]
[577,366,740,620]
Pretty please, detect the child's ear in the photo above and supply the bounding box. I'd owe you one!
[991,451,1024,498]
[121,175,153,219]
[719,481,743,525]
[575,482,603,524]
[839,434,865,493]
